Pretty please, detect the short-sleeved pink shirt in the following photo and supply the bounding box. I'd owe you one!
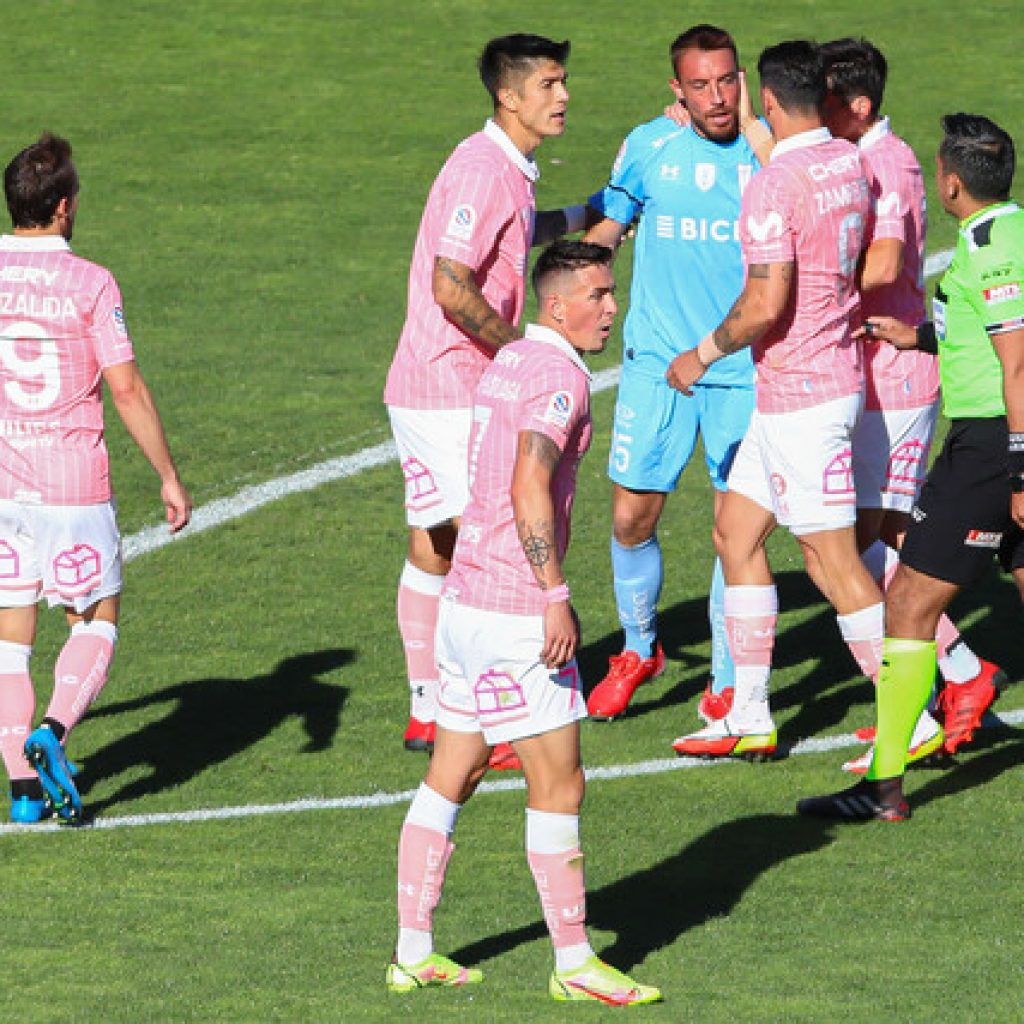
[740,128,872,413]
[443,324,592,616]
[0,234,135,504]
[858,117,938,411]
[384,120,538,411]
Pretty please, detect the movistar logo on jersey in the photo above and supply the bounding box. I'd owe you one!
[746,211,784,242]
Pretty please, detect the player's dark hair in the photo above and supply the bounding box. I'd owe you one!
[939,113,1015,202]
[670,24,738,78]
[531,239,612,299]
[757,40,827,115]
[821,37,887,117]
[478,34,570,104]
[4,132,78,229]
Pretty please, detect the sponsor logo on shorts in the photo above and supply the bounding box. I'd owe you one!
[983,283,1022,305]
[823,449,855,499]
[964,529,1002,549]
[402,457,442,512]
[474,669,527,718]
[53,544,101,591]
[0,540,19,578]
[543,390,573,429]
[444,203,476,242]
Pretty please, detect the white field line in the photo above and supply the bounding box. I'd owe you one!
[2,706,1020,837]
[122,249,955,562]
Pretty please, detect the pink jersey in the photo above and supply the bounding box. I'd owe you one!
[384,120,538,411]
[443,324,592,616]
[0,235,134,505]
[740,128,871,413]
[858,118,938,411]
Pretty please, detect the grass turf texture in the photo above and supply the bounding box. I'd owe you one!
[2,0,1023,1020]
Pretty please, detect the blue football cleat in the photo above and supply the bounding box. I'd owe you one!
[24,728,82,825]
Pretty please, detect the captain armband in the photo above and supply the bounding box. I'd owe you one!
[915,321,938,354]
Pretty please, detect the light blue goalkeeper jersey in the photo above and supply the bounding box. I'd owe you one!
[589,115,757,386]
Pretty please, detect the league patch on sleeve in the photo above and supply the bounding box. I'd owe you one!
[112,306,128,335]
[543,390,574,429]
[445,204,477,242]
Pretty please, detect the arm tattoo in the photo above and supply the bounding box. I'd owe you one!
[519,520,555,570]
[520,430,562,472]
[435,257,516,349]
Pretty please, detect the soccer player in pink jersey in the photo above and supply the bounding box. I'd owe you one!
[0,134,191,824]
[820,39,1005,772]
[666,41,887,762]
[387,241,660,1005]
[384,35,587,760]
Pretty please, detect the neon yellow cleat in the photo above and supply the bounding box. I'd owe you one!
[386,953,483,993]
[550,955,662,1006]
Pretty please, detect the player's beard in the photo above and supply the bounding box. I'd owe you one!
[692,109,740,144]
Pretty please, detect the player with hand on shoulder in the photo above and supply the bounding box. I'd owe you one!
[800,113,1024,821]
[584,25,758,727]
[387,240,660,1006]
[384,34,587,765]
[668,41,883,763]
[0,133,191,825]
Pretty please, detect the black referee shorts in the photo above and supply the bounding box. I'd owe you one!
[900,417,1024,585]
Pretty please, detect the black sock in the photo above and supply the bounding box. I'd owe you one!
[11,778,44,800]
[41,718,67,743]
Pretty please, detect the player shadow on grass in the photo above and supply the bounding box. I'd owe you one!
[75,648,353,816]
[448,812,836,973]
[910,727,1024,811]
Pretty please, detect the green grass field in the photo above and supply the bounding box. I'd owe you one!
[3,2,1024,1021]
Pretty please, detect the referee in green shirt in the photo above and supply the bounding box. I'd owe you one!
[800,113,1024,822]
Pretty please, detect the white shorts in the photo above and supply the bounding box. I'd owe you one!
[852,402,938,512]
[434,597,587,745]
[0,500,123,613]
[387,406,472,529]
[727,393,863,536]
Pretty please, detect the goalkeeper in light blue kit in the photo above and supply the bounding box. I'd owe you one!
[585,24,758,734]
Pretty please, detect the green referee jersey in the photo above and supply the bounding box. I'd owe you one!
[934,201,1024,419]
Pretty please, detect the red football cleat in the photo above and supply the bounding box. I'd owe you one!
[936,659,1008,754]
[403,717,436,753]
[586,644,665,721]
[488,741,521,771]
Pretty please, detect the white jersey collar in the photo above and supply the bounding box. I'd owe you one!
[771,126,832,162]
[524,322,591,378]
[484,119,540,183]
[859,116,891,151]
[0,234,72,252]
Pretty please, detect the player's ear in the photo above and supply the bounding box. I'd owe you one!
[851,95,872,122]
[669,78,685,103]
